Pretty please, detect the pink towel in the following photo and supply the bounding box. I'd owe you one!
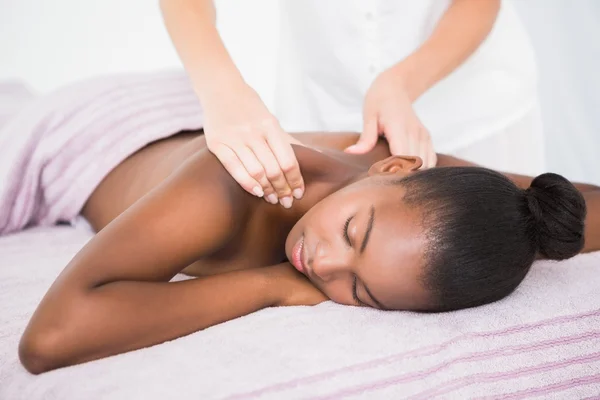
[0,71,204,235]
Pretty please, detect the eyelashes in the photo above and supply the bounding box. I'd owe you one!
[343,216,352,246]
[345,216,364,307]
[352,275,366,307]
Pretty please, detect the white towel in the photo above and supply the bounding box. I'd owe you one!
[1,227,599,399]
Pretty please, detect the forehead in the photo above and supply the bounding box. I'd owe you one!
[360,198,431,310]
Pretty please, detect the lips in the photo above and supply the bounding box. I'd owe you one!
[291,235,306,274]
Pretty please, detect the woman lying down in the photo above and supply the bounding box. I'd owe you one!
[14,76,599,375]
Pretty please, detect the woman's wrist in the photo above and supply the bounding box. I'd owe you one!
[195,67,247,105]
[388,57,427,103]
[388,0,501,103]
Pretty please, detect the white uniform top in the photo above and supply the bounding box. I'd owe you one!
[274,0,538,152]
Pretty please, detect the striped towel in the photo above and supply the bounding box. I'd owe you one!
[0,227,599,399]
[1,72,599,399]
[0,71,203,235]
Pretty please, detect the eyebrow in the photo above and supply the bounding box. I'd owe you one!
[363,282,388,310]
[359,205,375,254]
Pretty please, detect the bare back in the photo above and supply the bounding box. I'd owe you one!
[82,131,369,231]
[81,131,380,277]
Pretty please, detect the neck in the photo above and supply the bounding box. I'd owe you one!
[256,145,374,222]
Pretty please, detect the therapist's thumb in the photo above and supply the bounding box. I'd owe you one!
[345,117,378,154]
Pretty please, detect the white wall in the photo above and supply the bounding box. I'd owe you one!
[513,0,600,184]
[1,0,598,184]
[0,0,279,103]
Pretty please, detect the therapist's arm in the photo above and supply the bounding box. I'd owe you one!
[348,0,501,167]
[160,0,305,208]
[160,0,242,100]
[394,0,501,101]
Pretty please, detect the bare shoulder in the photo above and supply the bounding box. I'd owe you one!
[173,148,252,221]
[60,148,251,289]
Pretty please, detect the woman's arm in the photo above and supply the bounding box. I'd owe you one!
[160,0,304,203]
[19,153,277,374]
[394,0,501,101]
[346,0,501,166]
[437,154,600,254]
[160,0,242,101]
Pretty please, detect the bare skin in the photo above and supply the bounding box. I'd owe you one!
[81,132,394,276]
[19,131,600,374]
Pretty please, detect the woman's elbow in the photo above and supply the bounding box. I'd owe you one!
[19,303,84,374]
[19,329,66,374]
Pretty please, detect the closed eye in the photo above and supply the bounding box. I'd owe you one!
[343,216,353,247]
[352,275,368,307]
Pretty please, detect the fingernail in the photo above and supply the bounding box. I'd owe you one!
[292,188,303,199]
[280,196,293,209]
[267,194,278,204]
[252,186,264,197]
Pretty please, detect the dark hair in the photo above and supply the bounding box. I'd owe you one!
[398,167,586,312]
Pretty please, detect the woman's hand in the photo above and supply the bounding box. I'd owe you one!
[202,82,305,208]
[162,0,304,207]
[345,66,437,169]
[265,263,329,307]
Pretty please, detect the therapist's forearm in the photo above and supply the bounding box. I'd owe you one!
[393,0,501,101]
[160,0,245,103]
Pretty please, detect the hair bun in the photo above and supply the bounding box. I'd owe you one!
[525,173,586,260]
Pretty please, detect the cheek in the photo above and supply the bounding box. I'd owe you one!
[318,278,355,306]
[295,202,332,238]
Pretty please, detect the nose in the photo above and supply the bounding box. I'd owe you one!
[310,242,351,281]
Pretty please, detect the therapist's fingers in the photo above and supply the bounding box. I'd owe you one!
[417,136,430,169]
[211,144,264,198]
[345,115,379,154]
[429,148,438,168]
[386,122,410,156]
[267,132,305,201]
[404,130,420,159]
[233,146,278,203]
[251,140,295,208]
[417,128,436,169]
[424,137,437,169]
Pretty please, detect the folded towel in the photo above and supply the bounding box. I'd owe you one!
[0,71,203,235]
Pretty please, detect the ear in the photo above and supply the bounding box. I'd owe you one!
[368,156,423,176]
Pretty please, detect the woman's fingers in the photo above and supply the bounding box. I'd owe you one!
[428,143,438,168]
[385,122,409,157]
[233,146,278,204]
[267,132,305,200]
[202,84,305,207]
[251,139,295,208]
[211,144,264,197]
[345,115,379,154]
[417,129,436,169]
[385,122,434,169]
[418,137,429,169]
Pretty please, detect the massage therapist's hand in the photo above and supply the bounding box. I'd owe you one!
[265,263,328,307]
[203,82,305,208]
[345,66,437,169]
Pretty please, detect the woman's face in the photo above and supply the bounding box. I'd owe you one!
[285,157,432,311]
